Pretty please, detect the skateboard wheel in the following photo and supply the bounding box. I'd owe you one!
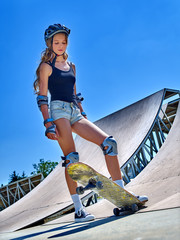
[96,181,103,190]
[131,204,138,212]
[113,208,120,216]
[76,186,84,195]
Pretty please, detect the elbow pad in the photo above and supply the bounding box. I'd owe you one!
[37,95,48,110]
[76,93,84,103]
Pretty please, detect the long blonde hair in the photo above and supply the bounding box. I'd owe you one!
[33,35,68,95]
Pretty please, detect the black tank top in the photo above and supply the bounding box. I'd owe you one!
[47,62,77,103]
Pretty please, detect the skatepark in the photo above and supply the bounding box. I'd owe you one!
[0,88,179,239]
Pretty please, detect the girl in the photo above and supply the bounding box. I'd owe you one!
[33,24,148,223]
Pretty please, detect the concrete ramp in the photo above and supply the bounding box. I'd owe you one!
[0,89,178,233]
[44,100,180,224]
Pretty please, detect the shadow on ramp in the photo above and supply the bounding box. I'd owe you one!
[10,216,126,240]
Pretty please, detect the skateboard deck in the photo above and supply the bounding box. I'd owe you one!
[67,162,145,214]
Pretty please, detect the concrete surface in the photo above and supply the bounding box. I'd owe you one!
[0,208,179,240]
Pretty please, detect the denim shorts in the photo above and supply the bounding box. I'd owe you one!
[50,100,83,125]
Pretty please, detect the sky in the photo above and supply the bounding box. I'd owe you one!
[0,0,179,186]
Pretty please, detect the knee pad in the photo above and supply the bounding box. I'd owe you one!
[62,152,79,168]
[101,136,118,156]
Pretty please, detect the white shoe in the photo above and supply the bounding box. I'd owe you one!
[74,208,95,223]
[137,195,148,202]
[129,191,148,202]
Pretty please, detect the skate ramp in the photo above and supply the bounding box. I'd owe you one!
[44,100,180,224]
[0,89,174,233]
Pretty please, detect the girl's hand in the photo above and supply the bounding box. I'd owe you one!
[46,131,58,140]
[45,123,59,140]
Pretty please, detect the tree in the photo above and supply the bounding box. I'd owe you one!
[9,171,20,183]
[31,159,58,178]
[21,171,27,179]
[8,171,27,184]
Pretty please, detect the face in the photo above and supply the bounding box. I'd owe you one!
[52,33,68,56]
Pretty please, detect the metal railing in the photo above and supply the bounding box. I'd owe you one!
[121,89,180,184]
[0,173,44,210]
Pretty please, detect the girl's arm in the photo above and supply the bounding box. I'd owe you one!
[38,63,58,140]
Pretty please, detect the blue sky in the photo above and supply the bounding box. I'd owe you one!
[0,0,179,186]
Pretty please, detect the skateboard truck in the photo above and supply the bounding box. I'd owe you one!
[113,203,139,216]
[76,178,103,195]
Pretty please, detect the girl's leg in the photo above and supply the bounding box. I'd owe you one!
[72,118,123,181]
[54,118,95,221]
[72,118,148,202]
[54,118,77,195]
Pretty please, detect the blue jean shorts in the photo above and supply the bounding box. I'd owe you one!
[50,100,83,125]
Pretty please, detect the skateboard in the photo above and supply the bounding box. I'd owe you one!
[67,162,146,216]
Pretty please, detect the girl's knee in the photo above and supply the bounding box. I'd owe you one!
[100,136,118,156]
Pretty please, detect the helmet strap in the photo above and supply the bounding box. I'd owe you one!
[51,54,57,67]
[51,51,65,66]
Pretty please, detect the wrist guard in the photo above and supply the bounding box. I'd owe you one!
[44,118,54,126]
[45,124,56,136]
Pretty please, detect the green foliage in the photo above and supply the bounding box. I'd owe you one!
[6,159,58,185]
[9,170,27,184]
[31,159,58,178]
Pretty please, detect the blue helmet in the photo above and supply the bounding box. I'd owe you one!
[44,24,70,42]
